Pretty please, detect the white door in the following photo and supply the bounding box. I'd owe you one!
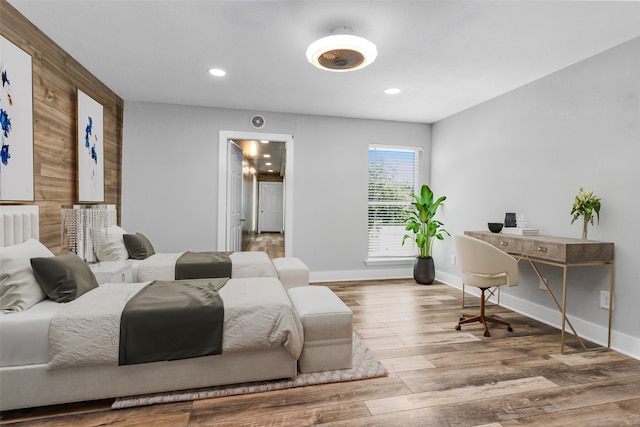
[227,141,244,251]
[258,182,283,233]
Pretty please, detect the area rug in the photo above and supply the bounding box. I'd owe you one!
[112,333,387,409]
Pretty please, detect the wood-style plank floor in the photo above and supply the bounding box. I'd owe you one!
[245,233,285,259]
[2,279,640,426]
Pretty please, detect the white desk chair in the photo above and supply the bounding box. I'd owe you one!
[454,235,519,337]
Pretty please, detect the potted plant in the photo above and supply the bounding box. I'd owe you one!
[402,184,450,284]
[570,186,601,240]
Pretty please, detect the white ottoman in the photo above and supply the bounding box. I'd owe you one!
[273,257,309,289]
[288,286,353,373]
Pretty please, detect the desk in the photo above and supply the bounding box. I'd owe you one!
[465,231,614,354]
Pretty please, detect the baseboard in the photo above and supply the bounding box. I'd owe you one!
[436,270,640,361]
[309,268,412,283]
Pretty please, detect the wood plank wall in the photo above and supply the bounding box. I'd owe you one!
[1,0,124,253]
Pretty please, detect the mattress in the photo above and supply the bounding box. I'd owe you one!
[0,300,64,367]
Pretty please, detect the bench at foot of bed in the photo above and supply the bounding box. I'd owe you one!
[272,257,309,289]
[288,286,353,373]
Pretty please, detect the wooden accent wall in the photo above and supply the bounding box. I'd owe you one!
[1,0,124,253]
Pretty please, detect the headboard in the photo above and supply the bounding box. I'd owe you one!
[0,205,39,247]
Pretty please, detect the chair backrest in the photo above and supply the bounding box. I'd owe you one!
[454,235,519,287]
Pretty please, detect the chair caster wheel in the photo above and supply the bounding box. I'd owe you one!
[484,331,490,337]
[455,325,461,331]
[508,327,513,332]
[459,317,464,321]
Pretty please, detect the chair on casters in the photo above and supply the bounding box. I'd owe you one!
[454,235,519,337]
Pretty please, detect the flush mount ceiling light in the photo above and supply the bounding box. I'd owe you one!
[306,26,377,72]
[208,68,226,77]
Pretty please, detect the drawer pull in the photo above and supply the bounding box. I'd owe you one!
[537,246,548,253]
[500,241,509,247]
[121,273,126,281]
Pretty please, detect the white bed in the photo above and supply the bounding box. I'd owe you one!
[90,221,278,282]
[0,206,303,411]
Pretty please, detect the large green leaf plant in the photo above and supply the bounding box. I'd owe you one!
[402,184,450,258]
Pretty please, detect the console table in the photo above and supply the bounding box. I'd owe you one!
[465,231,614,353]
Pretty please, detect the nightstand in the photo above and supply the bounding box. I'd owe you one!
[90,261,133,285]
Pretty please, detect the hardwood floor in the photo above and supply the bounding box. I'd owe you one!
[2,279,640,426]
[245,233,285,259]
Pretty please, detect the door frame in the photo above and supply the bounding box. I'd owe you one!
[217,130,294,256]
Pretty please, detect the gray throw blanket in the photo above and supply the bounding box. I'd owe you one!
[119,278,227,365]
[175,251,233,280]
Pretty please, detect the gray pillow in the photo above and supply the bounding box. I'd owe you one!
[30,252,99,303]
[123,233,156,260]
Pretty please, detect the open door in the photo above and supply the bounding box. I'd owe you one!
[226,141,243,252]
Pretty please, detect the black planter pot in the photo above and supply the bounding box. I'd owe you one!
[413,256,435,285]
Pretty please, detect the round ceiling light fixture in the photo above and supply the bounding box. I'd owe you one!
[208,68,226,77]
[306,26,377,72]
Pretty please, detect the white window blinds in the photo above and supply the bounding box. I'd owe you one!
[368,145,423,258]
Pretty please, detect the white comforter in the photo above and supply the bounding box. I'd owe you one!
[48,277,303,369]
[135,251,278,282]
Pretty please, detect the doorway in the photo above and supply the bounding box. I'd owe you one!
[217,130,294,257]
[258,181,283,233]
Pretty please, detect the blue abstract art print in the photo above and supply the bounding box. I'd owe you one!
[0,35,34,201]
[77,89,104,202]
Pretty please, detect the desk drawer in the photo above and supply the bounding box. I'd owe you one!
[523,240,564,262]
[491,236,522,253]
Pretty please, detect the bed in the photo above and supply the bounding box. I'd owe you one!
[91,221,278,282]
[0,206,303,411]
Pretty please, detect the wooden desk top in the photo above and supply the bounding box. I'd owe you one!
[465,231,614,263]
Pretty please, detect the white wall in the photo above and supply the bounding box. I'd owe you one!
[121,103,431,278]
[431,37,640,358]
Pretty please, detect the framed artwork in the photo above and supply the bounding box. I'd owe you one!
[0,35,34,201]
[77,89,104,202]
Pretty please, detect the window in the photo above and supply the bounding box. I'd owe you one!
[368,145,423,260]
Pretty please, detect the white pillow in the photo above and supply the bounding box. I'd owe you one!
[95,225,129,261]
[0,239,54,313]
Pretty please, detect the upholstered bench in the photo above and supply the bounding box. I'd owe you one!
[272,257,309,289]
[287,286,353,373]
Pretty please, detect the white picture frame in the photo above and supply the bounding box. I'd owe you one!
[77,89,104,202]
[0,35,34,201]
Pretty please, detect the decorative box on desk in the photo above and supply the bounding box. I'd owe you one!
[90,261,133,285]
[464,230,614,353]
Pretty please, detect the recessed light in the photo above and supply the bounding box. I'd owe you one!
[263,154,271,158]
[384,88,401,95]
[265,162,272,166]
[208,68,226,77]
[268,170,274,173]
[260,140,270,144]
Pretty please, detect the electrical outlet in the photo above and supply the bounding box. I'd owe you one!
[600,291,614,310]
[450,254,456,265]
[539,278,548,290]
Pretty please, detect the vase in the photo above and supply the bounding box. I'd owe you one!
[413,256,435,285]
[582,216,590,240]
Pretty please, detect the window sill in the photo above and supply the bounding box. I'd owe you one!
[365,257,415,266]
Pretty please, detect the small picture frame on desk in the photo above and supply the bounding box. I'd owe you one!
[504,212,516,227]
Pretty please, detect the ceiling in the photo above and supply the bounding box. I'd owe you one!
[7,1,640,125]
